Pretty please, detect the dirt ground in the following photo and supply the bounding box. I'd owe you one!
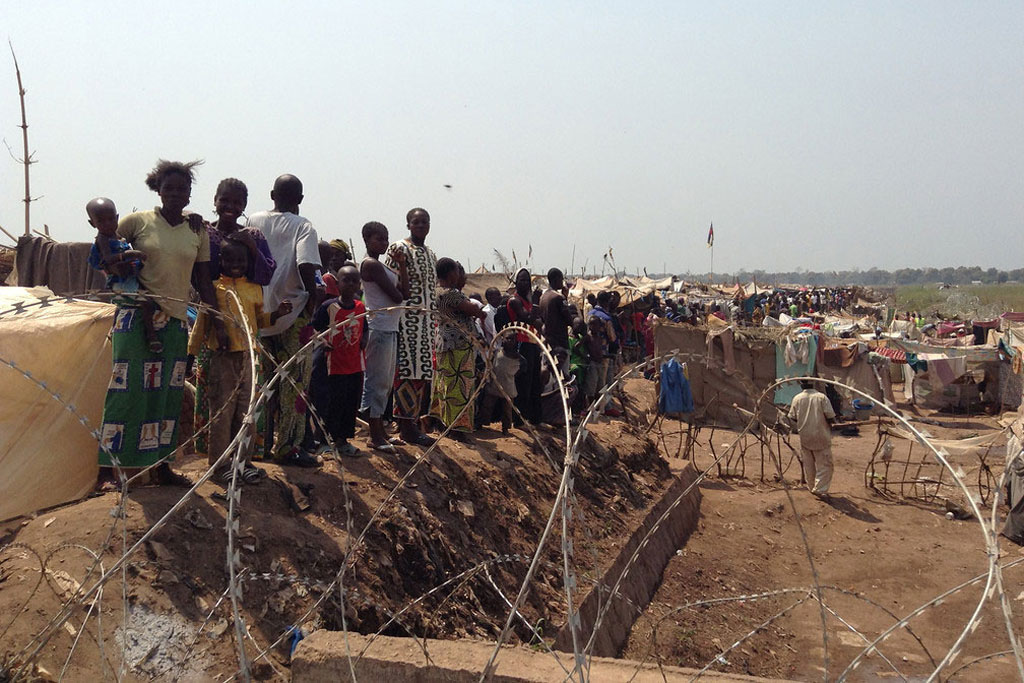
[4,375,1023,682]
[0,389,672,682]
[622,384,1023,681]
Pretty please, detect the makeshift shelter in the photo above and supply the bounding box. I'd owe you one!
[569,275,673,305]
[817,339,896,410]
[888,339,1001,411]
[8,234,106,294]
[653,320,778,427]
[653,319,894,427]
[0,287,115,520]
[462,271,513,298]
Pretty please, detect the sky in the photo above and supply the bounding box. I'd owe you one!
[1,1,1022,277]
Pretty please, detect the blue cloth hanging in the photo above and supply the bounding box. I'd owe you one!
[659,358,694,414]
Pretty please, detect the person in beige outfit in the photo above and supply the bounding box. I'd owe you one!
[788,380,836,496]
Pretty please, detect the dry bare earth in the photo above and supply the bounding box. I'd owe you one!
[623,384,1024,681]
[0,393,670,681]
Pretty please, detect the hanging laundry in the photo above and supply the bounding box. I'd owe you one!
[918,353,967,387]
[705,325,736,375]
[659,358,694,414]
[784,333,811,367]
[872,346,907,364]
[906,353,926,373]
[775,335,817,405]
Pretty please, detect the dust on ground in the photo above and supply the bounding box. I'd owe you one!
[622,382,1023,681]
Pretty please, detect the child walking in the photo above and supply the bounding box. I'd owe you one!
[187,235,291,483]
[86,197,161,352]
[313,263,366,457]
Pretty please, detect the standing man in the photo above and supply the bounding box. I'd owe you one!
[385,207,438,446]
[788,380,836,497]
[247,174,322,467]
[539,268,575,365]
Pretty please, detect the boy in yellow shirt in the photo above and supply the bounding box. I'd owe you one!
[188,235,291,483]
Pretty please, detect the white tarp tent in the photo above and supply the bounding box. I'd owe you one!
[0,287,114,520]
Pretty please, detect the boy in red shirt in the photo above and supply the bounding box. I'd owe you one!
[312,264,366,457]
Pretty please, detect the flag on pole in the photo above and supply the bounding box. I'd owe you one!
[706,222,714,248]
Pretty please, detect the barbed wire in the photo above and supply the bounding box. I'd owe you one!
[2,291,1023,682]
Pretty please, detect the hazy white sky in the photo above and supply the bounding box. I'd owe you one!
[1,1,1021,275]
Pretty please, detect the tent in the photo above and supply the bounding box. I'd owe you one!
[0,287,114,520]
[462,271,513,298]
[569,275,673,305]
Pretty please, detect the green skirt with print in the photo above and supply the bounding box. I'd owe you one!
[97,306,188,468]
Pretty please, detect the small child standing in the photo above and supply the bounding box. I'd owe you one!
[478,336,522,434]
[188,235,291,483]
[86,197,161,352]
[359,221,408,453]
[568,317,590,412]
[313,263,366,457]
[583,317,608,407]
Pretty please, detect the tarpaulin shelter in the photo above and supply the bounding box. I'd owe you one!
[887,339,1001,411]
[0,287,114,520]
[462,271,514,298]
[567,275,673,306]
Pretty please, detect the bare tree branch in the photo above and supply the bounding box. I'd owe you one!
[0,222,18,243]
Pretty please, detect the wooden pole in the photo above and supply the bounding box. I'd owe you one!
[10,42,32,235]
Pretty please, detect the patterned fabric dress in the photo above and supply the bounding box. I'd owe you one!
[385,239,437,417]
[430,288,476,431]
[99,309,189,467]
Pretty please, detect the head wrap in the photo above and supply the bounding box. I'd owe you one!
[328,239,352,260]
[513,267,530,285]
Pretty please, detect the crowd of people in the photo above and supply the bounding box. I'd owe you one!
[88,161,636,490]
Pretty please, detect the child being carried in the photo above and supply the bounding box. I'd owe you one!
[86,197,162,352]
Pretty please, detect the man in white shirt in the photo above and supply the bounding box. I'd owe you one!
[247,174,322,467]
[788,380,836,497]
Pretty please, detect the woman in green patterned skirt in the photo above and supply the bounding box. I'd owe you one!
[96,160,223,489]
[430,259,486,438]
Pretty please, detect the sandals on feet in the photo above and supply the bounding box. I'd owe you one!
[242,464,266,483]
[403,433,435,447]
[277,449,322,468]
[95,476,120,493]
[213,465,234,485]
[336,443,362,458]
[369,441,397,454]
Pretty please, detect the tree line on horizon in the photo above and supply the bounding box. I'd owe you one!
[666,266,1021,287]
